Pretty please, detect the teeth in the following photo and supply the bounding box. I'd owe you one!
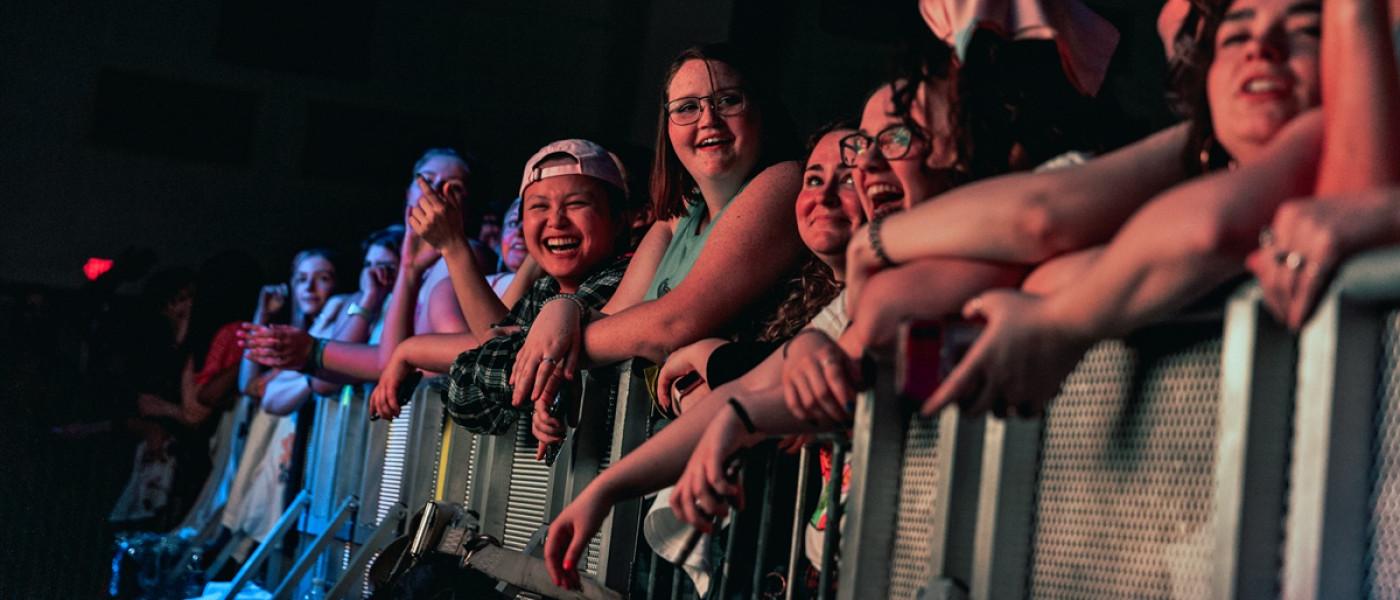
[1244,78,1283,93]
[865,183,901,198]
[697,137,730,147]
[544,237,581,252]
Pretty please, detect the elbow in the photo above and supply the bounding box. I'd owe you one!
[1018,196,1079,262]
[637,318,698,363]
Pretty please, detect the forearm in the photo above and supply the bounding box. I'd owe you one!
[378,269,422,367]
[319,341,386,382]
[502,259,542,310]
[1317,0,1400,194]
[877,124,1189,264]
[441,244,509,336]
[849,259,1024,350]
[1038,113,1325,338]
[396,333,479,373]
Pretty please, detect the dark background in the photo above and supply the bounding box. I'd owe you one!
[0,0,1172,290]
[0,0,1171,596]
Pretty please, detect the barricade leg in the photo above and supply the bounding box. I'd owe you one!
[324,504,407,599]
[219,490,310,600]
[270,496,358,599]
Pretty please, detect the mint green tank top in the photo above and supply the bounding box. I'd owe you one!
[644,199,734,301]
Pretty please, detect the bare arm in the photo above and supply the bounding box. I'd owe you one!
[501,256,544,310]
[378,266,424,371]
[581,161,806,364]
[425,277,471,339]
[862,124,1190,267]
[1042,112,1324,338]
[440,242,510,337]
[847,259,1025,350]
[1316,0,1400,194]
[393,333,480,374]
[578,354,788,502]
[600,221,674,314]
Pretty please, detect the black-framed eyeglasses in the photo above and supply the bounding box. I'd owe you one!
[839,125,926,168]
[664,89,749,126]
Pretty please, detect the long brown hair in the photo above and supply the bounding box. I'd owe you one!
[649,43,800,222]
[1170,0,1235,174]
[754,121,855,342]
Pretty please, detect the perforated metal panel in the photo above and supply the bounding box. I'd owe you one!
[504,420,552,551]
[461,433,482,506]
[1028,333,1223,600]
[375,400,414,526]
[1367,311,1400,597]
[580,381,619,577]
[888,417,942,599]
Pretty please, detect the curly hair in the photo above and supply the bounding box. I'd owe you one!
[1168,0,1236,174]
[889,25,1110,181]
[754,120,857,342]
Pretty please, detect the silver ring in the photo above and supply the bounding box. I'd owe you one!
[540,356,558,365]
[1283,251,1305,272]
[1259,227,1276,248]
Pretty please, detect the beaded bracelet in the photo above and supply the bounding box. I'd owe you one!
[547,294,591,325]
[868,213,896,267]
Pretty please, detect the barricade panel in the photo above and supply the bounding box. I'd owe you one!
[1367,310,1400,596]
[504,419,553,551]
[1028,330,1223,600]
[888,417,942,599]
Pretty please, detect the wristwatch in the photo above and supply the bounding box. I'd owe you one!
[346,302,377,320]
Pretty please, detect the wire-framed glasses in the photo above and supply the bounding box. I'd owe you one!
[664,89,749,126]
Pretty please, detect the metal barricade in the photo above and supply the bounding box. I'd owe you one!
[325,376,449,598]
[1281,247,1400,599]
[839,281,1298,600]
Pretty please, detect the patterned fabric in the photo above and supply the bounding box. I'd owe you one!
[445,256,629,434]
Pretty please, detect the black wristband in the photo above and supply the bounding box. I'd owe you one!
[728,398,757,434]
[299,337,327,374]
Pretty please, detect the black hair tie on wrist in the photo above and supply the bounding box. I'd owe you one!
[728,398,757,434]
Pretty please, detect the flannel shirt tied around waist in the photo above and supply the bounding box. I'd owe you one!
[445,255,629,434]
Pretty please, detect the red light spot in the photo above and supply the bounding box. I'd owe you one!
[83,257,114,281]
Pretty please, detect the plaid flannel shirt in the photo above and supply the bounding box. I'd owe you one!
[445,255,629,434]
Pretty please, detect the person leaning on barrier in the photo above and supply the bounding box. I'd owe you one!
[923,0,1400,418]
[367,139,633,443]
[505,44,808,443]
[542,68,982,589]
[239,148,501,382]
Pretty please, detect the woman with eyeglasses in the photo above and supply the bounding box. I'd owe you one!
[498,43,807,449]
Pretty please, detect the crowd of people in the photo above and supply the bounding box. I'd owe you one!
[91,0,1400,595]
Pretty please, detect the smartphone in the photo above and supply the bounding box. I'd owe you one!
[897,320,983,404]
